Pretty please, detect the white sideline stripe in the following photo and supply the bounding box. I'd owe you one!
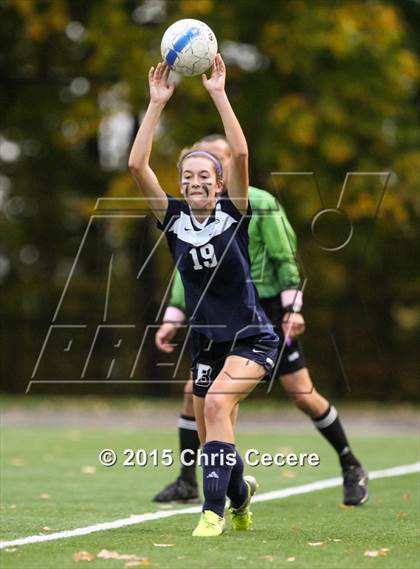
[1,461,418,550]
[253,461,419,503]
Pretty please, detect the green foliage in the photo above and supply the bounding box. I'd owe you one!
[0,0,418,397]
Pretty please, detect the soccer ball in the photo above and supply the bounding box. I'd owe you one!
[161,19,218,77]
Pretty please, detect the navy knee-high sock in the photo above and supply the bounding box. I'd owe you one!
[227,450,248,509]
[202,441,235,518]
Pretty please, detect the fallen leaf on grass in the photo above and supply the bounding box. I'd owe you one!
[4,548,17,552]
[396,511,408,520]
[291,524,302,532]
[9,458,25,467]
[364,548,390,558]
[287,557,296,562]
[42,526,52,531]
[281,469,296,478]
[125,561,151,568]
[39,493,50,499]
[82,465,96,475]
[308,541,324,547]
[97,549,149,562]
[332,539,342,542]
[262,555,274,561]
[73,550,95,562]
[153,543,174,547]
[97,550,118,559]
[401,492,411,502]
[97,549,133,559]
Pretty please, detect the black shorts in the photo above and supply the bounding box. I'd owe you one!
[260,296,306,375]
[191,330,279,398]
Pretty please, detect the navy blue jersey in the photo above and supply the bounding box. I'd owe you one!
[157,194,276,342]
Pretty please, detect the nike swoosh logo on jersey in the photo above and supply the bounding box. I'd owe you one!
[169,206,237,247]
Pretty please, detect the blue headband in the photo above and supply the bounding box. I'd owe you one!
[180,150,223,180]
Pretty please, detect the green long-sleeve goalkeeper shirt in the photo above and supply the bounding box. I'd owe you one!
[168,186,300,311]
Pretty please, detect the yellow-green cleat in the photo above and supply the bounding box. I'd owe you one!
[229,475,258,531]
[192,509,225,537]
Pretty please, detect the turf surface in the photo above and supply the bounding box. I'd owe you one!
[1,417,419,568]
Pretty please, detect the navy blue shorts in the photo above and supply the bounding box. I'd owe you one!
[191,331,279,398]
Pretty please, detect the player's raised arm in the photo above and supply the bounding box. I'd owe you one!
[128,63,175,224]
[202,54,249,213]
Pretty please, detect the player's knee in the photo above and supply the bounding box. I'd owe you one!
[204,395,229,425]
[289,393,309,412]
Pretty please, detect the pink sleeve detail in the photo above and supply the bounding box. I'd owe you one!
[163,306,186,324]
[280,289,303,310]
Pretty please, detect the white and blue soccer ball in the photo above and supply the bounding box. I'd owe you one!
[160,19,218,77]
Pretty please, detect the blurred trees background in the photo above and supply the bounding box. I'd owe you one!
[0,0,419,399]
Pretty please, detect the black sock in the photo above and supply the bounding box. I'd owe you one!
[312,405,361,469]
[178,415,200,485]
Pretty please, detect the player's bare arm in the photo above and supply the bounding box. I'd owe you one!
[128,62,175,223]
[202,54,249,213]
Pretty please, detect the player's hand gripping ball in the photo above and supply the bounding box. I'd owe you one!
[161,19,218,77]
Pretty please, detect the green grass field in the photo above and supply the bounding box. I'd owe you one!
[1,401,419,569]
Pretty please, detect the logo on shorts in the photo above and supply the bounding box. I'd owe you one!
[288,351,299,362]
[266,357,274,368]
[195,363,212,386]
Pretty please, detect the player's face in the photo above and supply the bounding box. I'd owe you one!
[196,140,232,183]
[180,156,223,210]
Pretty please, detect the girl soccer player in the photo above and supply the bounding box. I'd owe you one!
[129,55,279,536]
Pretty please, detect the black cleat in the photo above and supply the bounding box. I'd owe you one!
[153,477,200,503]
[343,465,369,506]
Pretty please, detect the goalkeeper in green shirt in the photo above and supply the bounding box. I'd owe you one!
[153,134,367,507]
